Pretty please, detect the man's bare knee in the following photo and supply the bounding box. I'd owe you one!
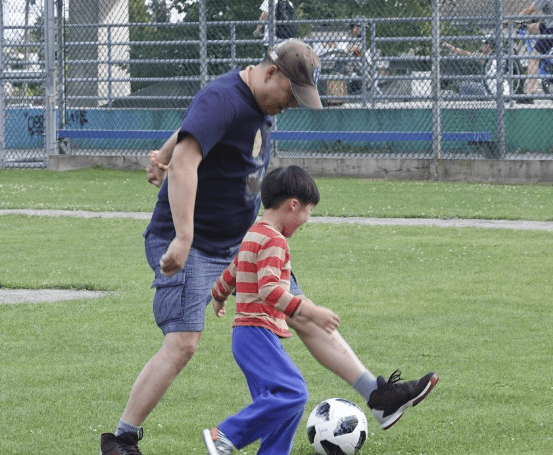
[161,331,201,371]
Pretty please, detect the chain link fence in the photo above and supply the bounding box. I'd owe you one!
[2,0,553,169]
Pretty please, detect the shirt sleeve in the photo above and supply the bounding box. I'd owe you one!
[212,255,238,301]
[179,89,235,158]
[260,0,268,13]
[256,236,302,317]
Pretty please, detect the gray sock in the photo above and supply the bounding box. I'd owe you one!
[114,418,142,437]
[352,370,378,402]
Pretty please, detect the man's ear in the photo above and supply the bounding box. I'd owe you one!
[264,64,278,82]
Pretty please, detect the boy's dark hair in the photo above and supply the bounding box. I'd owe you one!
[261,165,320,209]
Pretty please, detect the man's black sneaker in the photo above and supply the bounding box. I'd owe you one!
[100,431,143,455]
[368,370,439,430]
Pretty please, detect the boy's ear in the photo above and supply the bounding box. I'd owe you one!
[288,198,300,211]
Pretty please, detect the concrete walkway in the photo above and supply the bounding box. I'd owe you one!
[2,208,553,231]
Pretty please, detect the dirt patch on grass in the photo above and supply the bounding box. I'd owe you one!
[0,289,109,304]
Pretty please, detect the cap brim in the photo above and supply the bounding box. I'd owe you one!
[291,82,323,110]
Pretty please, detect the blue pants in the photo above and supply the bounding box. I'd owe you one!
[219,326,308,455]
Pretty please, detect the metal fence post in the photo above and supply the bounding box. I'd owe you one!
[44,0,57,164]
[0,0,5,168]
[494,0,506,158]
[431,0,441,162]
[199,0,208,88]
[57,0,65,137]
[268,0,275,48]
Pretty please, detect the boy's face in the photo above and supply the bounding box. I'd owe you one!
[282,202,315,238]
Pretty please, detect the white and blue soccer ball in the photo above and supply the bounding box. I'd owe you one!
[306,398,368,455]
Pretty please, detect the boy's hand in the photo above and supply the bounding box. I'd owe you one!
[147,150,168,187]
[213,298,227,317]
[312,306,340,334]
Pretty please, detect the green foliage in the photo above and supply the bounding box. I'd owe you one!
[123,0,440,89]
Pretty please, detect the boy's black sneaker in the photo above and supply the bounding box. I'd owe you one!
[100,431,143,455]
[368,370,439,430]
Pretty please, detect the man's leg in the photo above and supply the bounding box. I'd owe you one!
[101,237,233,454]
[100,331,201,455]
[526,53,540,94]
[287,295,438,430]
[122,331,202,426]
[287,307,366,384]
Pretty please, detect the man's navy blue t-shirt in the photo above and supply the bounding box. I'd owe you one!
[147,69,272,256]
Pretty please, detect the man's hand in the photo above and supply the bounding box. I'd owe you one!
[147,150,168,187]
[160,237,190,277]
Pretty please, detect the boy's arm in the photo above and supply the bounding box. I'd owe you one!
[257,238,303,317]
[292,298,340,334]
[211,255,238,317]
[257,239,339,333]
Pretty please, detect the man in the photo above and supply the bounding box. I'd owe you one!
[512,0,553,100]
[101,39,438,455]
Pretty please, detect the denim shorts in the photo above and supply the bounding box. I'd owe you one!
[143,230,303,335]
[144,230,238,334]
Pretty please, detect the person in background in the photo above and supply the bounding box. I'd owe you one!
[510,0,553,100]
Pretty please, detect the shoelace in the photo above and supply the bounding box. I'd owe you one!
[382,369,415,393]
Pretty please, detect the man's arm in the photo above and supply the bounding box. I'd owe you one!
[159,135,203,277]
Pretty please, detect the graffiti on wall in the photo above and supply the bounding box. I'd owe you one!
[23,110,89,137]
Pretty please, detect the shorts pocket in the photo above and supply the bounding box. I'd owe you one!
[144,230,186,288]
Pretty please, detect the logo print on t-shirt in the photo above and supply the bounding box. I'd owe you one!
[252,129,262,158]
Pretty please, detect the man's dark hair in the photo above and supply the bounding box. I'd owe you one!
[261,165,320,209]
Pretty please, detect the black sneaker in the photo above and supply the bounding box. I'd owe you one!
[100,431,143,455]
[368,370,439,430]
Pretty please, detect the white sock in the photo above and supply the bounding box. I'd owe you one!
[114,418,142,437]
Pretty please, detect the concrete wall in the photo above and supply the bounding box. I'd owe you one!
[49,154,553,184]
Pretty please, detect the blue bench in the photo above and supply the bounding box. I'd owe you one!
[57,129,490,142]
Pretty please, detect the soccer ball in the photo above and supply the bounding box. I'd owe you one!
[306,398,368,455]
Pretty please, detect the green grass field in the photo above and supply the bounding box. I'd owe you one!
[1,168,552,454]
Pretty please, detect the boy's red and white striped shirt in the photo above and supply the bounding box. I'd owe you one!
[212,221,302,338]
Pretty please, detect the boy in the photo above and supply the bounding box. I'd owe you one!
[203,166,340,454]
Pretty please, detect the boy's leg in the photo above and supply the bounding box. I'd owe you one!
[217,327,308,453]
[257,408,304,455]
